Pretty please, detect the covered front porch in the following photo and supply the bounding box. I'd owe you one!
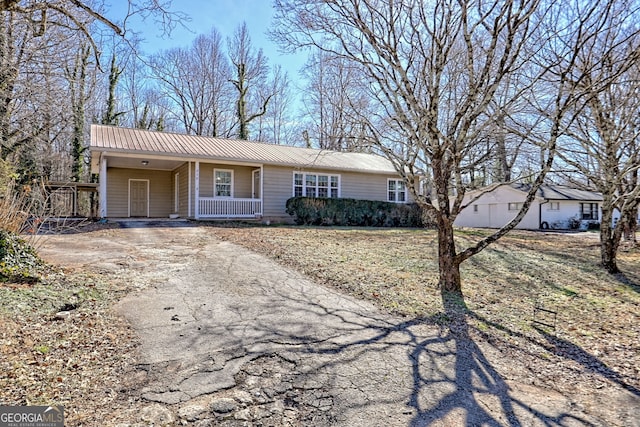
[197,197,263,219]
[94,154,263,220]
[192,161,263,219]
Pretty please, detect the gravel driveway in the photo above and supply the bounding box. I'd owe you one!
[37,223,638,426]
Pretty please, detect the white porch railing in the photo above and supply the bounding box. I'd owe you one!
[198,198,262,219]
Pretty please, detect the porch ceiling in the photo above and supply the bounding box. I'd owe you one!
[103,155,184,171]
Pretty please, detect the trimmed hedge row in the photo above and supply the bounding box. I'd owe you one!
[285,197,426,227]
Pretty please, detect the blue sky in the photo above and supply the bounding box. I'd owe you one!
[105,0,307,83]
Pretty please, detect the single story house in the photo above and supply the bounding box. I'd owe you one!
[89,125,411,222]
[454,183,604,230]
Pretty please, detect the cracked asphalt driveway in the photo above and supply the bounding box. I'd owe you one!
[37,224,638,426]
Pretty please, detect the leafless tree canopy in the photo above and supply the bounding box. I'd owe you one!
[2,0,638,293]
[271,0,640,293]
[557,1,640,272]
[0,0,186,67]
[0,1,184,181]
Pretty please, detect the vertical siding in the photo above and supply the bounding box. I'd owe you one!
[106,168,172,217]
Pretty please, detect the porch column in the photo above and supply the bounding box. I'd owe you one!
[260,165,264,216]
[195,161,200,219]
[99,155,107,218]
[188,161,192,218]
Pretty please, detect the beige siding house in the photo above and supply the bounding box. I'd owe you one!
[90,125,409,222]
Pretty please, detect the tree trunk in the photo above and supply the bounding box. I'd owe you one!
[437,215,462,296]
[600,207,620,273]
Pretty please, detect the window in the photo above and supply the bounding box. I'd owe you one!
[318,175,328,198]
[305,174,317,197]
[580,203,598,220]
[548,202,560,210]
[215,169,233,197]
[330,176,339,198]
[508,202,522,211]
[293,173,340,198]
[294,173,304,197]
[388,179,406,203]
[473,205,479,213]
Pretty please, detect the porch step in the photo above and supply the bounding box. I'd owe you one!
[116,219,194,228]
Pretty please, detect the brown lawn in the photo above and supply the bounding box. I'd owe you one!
[212,225,640,394]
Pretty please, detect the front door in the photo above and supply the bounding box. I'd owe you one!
[129,180,149,217]
[252,169,261,199]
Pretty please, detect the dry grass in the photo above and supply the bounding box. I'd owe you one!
[0,184,33,234]
[1,224,637,425]
[212,225,640,393]
[0,269,143,425]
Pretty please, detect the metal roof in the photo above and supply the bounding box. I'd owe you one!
[512,183,603,201]
[90,125,398,174]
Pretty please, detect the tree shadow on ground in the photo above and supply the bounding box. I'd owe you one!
[136,261,635,426]
[533,325,639,396]
[258,287,606,426]
[612,271,640,293]
[467,310,640,398]
[402,293,595,426]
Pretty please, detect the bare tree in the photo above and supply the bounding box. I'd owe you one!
[101,52,125,126]
[114,48,166,130]
[0,10,34,161]
[228,22,274,140]
[66,44,92,181]
[255,64,295,144]
[0,0,186,67]
[1,7,87,182]
[300,50,372,151]
[558,4,640,273]
[150,28,233,136]
[0,0,183,186]
[272,0,616,296]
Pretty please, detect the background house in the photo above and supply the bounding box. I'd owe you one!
[454,184,603,230]
[89,125,410,222]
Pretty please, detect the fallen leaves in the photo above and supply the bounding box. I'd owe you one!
[0,270,143,425]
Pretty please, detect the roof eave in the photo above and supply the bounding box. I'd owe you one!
[91,146,398,175]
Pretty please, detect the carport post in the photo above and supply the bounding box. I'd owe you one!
[99,155,107,218]
[195,161,200,219]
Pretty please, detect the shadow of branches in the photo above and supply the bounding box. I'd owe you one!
[181,280,610,426]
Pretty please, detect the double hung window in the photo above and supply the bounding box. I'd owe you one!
[215,169,233,197]
[388,179,406,203]
[294,173,340,198]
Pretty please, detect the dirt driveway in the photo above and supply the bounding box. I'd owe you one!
[37,224,638,426]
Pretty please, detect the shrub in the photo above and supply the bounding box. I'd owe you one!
[285,197,426,227]
[0,230,44,282]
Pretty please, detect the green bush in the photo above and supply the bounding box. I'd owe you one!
[285,197,426,227]
[0,230,43,282]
